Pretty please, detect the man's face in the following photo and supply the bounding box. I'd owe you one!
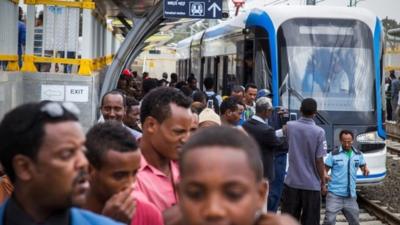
[231,91,244,102]
[244,88,257,105]
[179,147,266,225]
[117,79,128,90]
[148,103,193,160]
[226,107,242,126]
[190,79,198,90]
[31,121,89,208]
[190,113,199,135]
[89,150,141,203]
[101,94,126,122]
[340,133,353,151]
[123,105,140,128]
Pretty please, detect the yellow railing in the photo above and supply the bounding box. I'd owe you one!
[0,54,19,71]
[24,0,95,9]
[20,55,114,75]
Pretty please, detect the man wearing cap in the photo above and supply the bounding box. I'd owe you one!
[0,101,122,225]
[198,108,221,128]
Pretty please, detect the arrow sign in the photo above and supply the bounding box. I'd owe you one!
[208,2,221,18]
[164,0,222,19]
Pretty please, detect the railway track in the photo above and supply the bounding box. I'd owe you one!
[319,194,400,225]
[357,194,400,225]
[385,139,400,156]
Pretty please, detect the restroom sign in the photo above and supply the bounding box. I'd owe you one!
[66,85,89,102]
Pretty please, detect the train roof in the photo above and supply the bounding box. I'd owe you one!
[202,6,378,40]
[176,6,379,59]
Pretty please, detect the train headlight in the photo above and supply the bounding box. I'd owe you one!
[356,131,385,144]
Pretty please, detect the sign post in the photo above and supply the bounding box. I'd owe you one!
[163,0,223,19]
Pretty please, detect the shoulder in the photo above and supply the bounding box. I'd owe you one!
[71,208,124,225]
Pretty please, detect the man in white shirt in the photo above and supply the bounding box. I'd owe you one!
[100,90,142,140]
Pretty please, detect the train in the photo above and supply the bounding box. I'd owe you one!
[176,6,386,184]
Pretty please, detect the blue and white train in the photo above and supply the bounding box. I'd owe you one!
[177,6,386,184]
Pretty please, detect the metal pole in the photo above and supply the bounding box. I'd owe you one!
[78,8,94,75]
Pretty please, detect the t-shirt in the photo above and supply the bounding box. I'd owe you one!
[284,117,327,191]
[131,199,164,225]
[135,155,179,212]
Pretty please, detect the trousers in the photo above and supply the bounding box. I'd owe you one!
[281,184,321,225]
[322,192,359,225]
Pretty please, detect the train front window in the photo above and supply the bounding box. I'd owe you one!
[278,19,374,112]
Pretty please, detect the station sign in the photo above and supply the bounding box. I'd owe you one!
[164,0,222,19]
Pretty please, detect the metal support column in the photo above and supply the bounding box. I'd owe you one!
[21,4,37,72]
[101,2,164,97]
[78,8,94,75]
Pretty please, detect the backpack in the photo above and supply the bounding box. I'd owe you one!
[205,92,220,114]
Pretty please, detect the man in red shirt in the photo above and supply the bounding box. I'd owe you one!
[137,87,193,222]
[84,121,163,225]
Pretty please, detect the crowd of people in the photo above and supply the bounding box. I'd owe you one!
[0,69,370,225]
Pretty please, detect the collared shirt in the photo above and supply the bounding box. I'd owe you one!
[4,197,70,225]
[325,146,366,198]
[135,155,179,212]
[285,117,327,191]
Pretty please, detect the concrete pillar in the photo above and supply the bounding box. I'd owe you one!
[78,8,94,75]
[0,0,19,71]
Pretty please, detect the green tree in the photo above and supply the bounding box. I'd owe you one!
[382,17,398,32]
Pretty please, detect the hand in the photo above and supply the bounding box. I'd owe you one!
[282,125,287,136]
[102,187,136,224]
[255,213,299,225]
[362,166,370,176]
[163,205,183,225]
[321,184,328,196]
[324,174,331,183]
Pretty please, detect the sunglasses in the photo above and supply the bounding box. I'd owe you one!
[41,102,80,118]
[14,102,80,134]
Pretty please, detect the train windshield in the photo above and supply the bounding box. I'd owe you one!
[278,18,374,112]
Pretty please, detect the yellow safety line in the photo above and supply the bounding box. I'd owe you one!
[24,0,95,9]
[10,0,19,4]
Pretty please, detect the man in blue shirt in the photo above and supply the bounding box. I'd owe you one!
[0,102,122,225]
[322,130,369,225]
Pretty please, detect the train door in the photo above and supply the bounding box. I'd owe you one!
[243,27,272,93]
